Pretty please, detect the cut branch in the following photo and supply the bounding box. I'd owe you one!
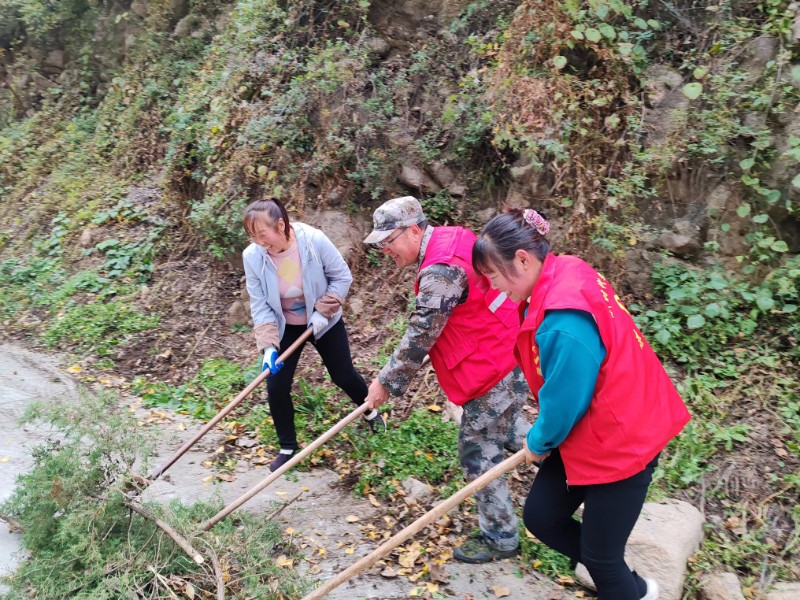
[124,501,205,565]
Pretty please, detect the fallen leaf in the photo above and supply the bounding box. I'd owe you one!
[345,515,360,522]
[380,567,397,578]
[345,546,355,555]
[301,486,310,491]
[275,555,294,568]
[184,582,195,599]
[216,473,236,482]
[284,527,295,535]
[0,457,8,463]
[66,364,82,373]
[368,494,382,508]
[426,404,442,412]
[492,585,510,597]
[428,562,448,583]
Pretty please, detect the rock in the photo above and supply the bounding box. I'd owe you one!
[402,477,434,503]
[698,572,746,600]
[78,228,94,248]
[130,0,148,19]
[173,15,199,37]
[575,500,704,600]
[505,188,530,209]
[475,207,497,225]
[45,50,65,70]
[364,36,391,58]
[510,163,535,185]
[226,300,250,328]
[304,209,363,262]
[657,219,702,257]
[767,582,800,599]
[429,162,455,188]
[398,163,441,194]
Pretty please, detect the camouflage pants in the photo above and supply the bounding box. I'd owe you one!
[458,367,530,551]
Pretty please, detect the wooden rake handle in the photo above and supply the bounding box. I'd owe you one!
[199,401,372,532]
[301,450,527,600]
[148,328,314,481]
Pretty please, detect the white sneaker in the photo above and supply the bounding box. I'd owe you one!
[641,577,660,600]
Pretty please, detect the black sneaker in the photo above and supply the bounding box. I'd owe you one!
[453,533,519,564]
[365,411,386,434]
[269,451,295,472]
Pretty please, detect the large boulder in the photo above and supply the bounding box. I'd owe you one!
[576,500,705,600]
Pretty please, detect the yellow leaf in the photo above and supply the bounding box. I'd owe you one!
[284,527,295,535]
[368,494,382,508]
[492,585,510,597]
[426,582,439,594]
[268,170,278,181]
[317,547,327,556]
[345,546,355,554]
[301,486,310,491]
[532,559,542,568]
[275,555,294,568]
[66,365,81,373]
[398,552,417,569]
[0,457,8,463]
[345,515,360,522]
[426,404,442,412]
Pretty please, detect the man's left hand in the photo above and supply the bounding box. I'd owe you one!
[365,377,390,410]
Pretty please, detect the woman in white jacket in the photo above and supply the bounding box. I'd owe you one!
[243,198,384,472]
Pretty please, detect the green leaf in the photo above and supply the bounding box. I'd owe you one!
[585,28,602,43]
[792,173,800,188]
[705,303,722,318]
[598,23,616,40]
[736,204,751,218]
[721,223,731,232]
[617,43,633,56]
[765,189,781,204]
[739,158,755,170]
[571,30,585,40]
[654,329,671,344]
[752,213,769,224]
[553,56,567,69]
[693,66,708,80]
[782,304,798,313]
[686,314,706,329]
[682,82,703,100]
[771,240,789,252]
[756,294,775,311]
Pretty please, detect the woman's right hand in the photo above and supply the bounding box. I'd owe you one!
[262,346,284,375]
[523,437,550,466]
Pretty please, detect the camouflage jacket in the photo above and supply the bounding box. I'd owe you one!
[378,226,469,397]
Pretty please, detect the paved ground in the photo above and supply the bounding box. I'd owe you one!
[0,342,573,599]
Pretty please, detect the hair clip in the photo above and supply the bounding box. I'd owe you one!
[523,209,550,236]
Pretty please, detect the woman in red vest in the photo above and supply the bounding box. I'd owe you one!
[472,208,690,600]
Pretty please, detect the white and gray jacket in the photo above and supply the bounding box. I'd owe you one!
[243,222,352,344]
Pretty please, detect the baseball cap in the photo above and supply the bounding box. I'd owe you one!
[363,196,425,244]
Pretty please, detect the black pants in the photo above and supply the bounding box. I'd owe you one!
[266,319,368,451]
[522,449,658,600]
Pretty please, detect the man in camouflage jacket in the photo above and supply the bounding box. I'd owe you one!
[364,196,530,563]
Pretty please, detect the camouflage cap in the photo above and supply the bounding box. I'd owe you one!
[363,196,425,244]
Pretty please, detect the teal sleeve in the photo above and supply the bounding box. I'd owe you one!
[526,309,607,455]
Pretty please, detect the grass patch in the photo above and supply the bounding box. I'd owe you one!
[43,301,159,355]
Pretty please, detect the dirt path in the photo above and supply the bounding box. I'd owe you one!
[0,343,572,599]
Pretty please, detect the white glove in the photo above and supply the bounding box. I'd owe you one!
[308,311,329,336]
[262,346,283,374]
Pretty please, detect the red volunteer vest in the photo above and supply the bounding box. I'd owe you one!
[416,227,520,405]
[515,254,690,485]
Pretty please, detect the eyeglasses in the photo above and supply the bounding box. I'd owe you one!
[375,227,409,249]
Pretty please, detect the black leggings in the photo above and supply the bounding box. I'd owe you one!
[266,319,368,451]
[522,449,658,600]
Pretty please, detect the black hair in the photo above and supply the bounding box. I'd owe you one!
[472,208,551,278]
[243,197,291,241]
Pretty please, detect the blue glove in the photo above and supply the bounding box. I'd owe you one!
[308,311,329,337]
[262,346,284,375]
